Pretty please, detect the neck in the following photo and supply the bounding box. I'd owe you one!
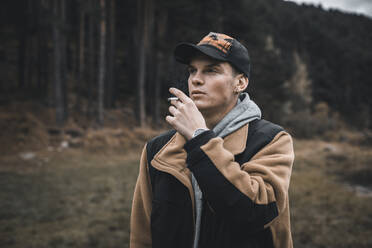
[202,97,239,129]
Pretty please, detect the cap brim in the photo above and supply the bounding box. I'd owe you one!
[174,42,227,64]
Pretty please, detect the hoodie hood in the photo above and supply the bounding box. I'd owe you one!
[213,92,261,138]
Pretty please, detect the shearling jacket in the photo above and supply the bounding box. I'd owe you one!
[130,119,295,248]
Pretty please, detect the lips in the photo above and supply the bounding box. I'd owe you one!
[191,90,205,96]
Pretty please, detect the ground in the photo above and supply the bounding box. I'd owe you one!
[291,139,372,247]
[1,103,372,247]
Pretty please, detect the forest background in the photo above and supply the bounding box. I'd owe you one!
[1,0,372,247]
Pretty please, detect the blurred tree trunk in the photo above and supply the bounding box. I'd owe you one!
[61,0,68,119]
[105,0,116,108]
[137,0,153,127]
[79,3,86,83]
[75,0,86,113]
[44,0,54,107]
[153,8,167,126]
[97,0,106,125]
[17,33,25,89]
[87,0,96,118]
[53,0,67,126]
[152,50,163,126]
[25,0,33,89]
[78,0,85,84]
[17,0,28,89]
[37,1,48,97]
[67,1,78,84]
[146,0,155,123]
[137,0,146,127]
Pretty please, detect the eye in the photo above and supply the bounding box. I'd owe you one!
[206,67,218,73]
[188,67,196,74]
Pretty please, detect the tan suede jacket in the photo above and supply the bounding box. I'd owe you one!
[130,121,294,248]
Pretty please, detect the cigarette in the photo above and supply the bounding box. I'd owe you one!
[167,97,179,102]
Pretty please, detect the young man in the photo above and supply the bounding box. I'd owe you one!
[130,32,295,248]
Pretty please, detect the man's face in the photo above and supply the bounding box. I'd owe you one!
[187,55,239,114]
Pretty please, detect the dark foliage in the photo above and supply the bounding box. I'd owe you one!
[0,0,371,129]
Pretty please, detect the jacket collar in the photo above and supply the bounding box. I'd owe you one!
[222,123,248,155]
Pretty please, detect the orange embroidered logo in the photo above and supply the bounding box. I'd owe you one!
[198,32,233,54]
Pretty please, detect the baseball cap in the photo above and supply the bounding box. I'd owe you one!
[174,32,251,78]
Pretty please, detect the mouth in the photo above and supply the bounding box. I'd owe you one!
[191,90,206,96]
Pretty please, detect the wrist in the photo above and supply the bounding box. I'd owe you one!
[192,128,209,138]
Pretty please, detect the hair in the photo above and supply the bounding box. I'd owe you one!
[230,63,249,84]
[230,63,243,77]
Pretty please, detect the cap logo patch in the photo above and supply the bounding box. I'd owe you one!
[197,32,233,54]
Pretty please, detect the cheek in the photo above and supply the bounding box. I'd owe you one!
[187,79,192,96]
[211,82,234,101]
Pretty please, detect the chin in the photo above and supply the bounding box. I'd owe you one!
[194,101,212,111]
[193,98,216,110]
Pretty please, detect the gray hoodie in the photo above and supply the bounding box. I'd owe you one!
[192,92,261,248]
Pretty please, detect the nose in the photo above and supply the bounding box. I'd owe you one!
[190,71,204,86]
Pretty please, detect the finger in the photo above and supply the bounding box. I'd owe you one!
[165,115,175,125]
[169,88,191,103]
[168,105,179,116]
[170,99,182,108]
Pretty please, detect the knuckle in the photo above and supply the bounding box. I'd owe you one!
[166,116,174,123]
[185,101,193,107]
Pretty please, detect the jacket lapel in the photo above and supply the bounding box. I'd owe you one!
[222,123,249,155]
[150,132,195,220]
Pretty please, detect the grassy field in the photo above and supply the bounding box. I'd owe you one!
[291,139,372,247]
[0,149,140,248]
[1,139,372,247]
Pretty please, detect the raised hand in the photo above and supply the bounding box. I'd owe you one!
[166,88,208,140]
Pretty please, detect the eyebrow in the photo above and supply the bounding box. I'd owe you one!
[205,63,221,69]
[188,62,222,70]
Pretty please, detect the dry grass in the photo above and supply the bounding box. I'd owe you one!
[0,149,140,248]
[1,134,372,247]
[291,139,372,247]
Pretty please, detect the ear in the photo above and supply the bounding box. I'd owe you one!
[234,74,249,94]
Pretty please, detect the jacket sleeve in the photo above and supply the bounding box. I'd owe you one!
[184,130,294,231]
[130,145,152,248]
